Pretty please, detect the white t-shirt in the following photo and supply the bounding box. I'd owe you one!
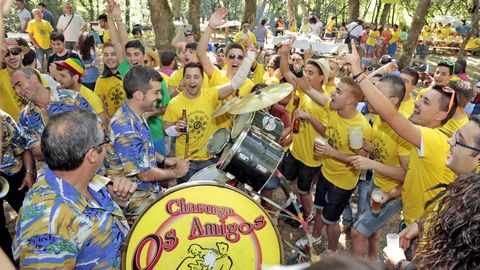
[57,13,86,42]
[18,9,31,30]
[347,22,363,38]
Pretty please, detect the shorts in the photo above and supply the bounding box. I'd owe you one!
[263,172,281,190]
[279,150,319,194]
[256,41,265,48]
[313,171,354,224]
[366,45,375,54]
[353,192,402,237]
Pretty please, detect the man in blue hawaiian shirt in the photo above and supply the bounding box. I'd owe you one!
[14,109,135,269]
[11,67,94,160]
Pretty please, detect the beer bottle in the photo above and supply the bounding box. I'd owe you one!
[292,110,300,134]
[179,108,187,132]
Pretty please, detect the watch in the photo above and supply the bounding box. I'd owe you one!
[26,168,34,174]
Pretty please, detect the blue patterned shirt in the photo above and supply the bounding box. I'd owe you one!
[1,110,29,175]
[18,88,93,149]
[13,167,129,269]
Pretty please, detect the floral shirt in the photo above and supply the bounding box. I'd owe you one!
[13,167,129,269]
[18,88,93,149]
[106,102,159,224]
[1,110,29,175]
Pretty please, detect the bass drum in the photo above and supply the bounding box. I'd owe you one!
[219,129,284,192]
[121,182,283,270]
[231,110,284,143]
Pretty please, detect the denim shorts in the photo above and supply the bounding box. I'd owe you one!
[313,171,354,224]
[353,189,402,237]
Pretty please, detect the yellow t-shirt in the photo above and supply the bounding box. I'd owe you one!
[399,97,415,118]
[439,115,469,138]
[390,29,401,44]
[233,32,257,48]
[402,127,456,225]
[367,30,379,46]
[26,19,54,49]
[324,84,336,96]
[80,85,104,114]
[209,68,254,129]
[372,117,412,192]
[416,87,430,100]
[465,37,480,50]
[94,75,125,118]
[252,63,266,84]
[326,20,335,34]
[103,29,110,43]
[163,87,219,160]
[321,101,373,190]
[0,69,27,120]
[289,90,328,167]
[168,69,210,89]
[159,72,170,87]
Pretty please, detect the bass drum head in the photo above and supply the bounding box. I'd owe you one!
[188,164,231,183]
[207,128,231,154]
[121,182,283,270]
[231,113,251,139]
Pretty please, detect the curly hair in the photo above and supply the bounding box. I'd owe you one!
[414,173,480,269]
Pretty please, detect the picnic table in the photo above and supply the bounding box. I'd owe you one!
[271,35,348,54]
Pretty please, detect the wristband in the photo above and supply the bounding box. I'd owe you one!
[352,71,364,80]
[208,24,215,31]
[394,259,405,270]
[26,169,34,174]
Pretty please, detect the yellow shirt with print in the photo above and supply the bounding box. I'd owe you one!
[26,19,54,49]
[321,100,373,190]
[0,69,28,120]
[233,32,257,48]
[80,85,105,114]
[103,29,110,43]
[163,87,219,160]
[399,97,415,118]
[372,117,412,192]
[209,68,254,129]
[367,30,379,47]
[439,115,468,138]
[289,90,328,167]
[402,127,456,225]
[390,29,401,44]
[168,69,210,89]
[94,75,125,118]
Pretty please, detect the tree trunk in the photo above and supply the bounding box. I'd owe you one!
[373,0,381,24]
[256,0,268,25]
[362,0,373,21]
[397,0,432,70]
[242,0,256,25]
[172,0,182,20]
[348,0,359,22]
[188,0,201,37]
[298,0,309,19]
[379,3,391,26]
[125,0,131,32]
[287,0,295,23]
[147,0,175,52]
[458,0,480,60]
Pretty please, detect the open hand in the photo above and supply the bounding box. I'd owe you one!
[208,8,229,28]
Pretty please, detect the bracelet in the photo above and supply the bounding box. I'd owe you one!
[394,259,405,270]
[208,24,215,31]
[352,71,364,80]
[25,169,34,174]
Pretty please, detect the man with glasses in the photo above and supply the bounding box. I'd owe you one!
[342,41,457,251]
[56,2,86,50]
[0,39,28,120]
[11,67,94,160]
[234,21,257,48]
[13,109,135,269]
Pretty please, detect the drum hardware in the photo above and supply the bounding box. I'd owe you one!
[232,110,284,142]
[228,83,293,115]
[212,96,242,118]
[0,176,9,199]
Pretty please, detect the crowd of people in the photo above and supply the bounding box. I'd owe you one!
[1,0,480,269]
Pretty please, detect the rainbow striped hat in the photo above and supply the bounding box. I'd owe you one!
[55,58,85,76]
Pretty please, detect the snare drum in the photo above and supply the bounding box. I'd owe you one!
[231,110,284,142]
[121,182,283,270]
[219,129,284,191]
[206,128,231,154]
[188,164,232,183]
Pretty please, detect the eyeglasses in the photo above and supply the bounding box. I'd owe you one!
[5,48,21,57]
[453,132,480,153]
[441,86,456,114]
[228,54,244,60]
[93,136,111,152]
[439,59,455,73]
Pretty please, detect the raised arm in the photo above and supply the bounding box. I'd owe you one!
[198,8,229,77]
[278,39,299,86]
[217,47,256,99]
[342,40,421,148]
[171,25,186,50]
[105,0,127,63]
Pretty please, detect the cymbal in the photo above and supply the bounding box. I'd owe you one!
[212,96,242,117]
[229,83,294,115]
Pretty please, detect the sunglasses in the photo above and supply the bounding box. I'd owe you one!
[441,86,456,114]
[453,132,480,153]
[228,54,244,60]
[5,48,21,57]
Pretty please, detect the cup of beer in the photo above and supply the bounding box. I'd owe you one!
[314,136,326,156]
[371,187,384,216]
[348,125,363,150]
[386,233,400,249]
